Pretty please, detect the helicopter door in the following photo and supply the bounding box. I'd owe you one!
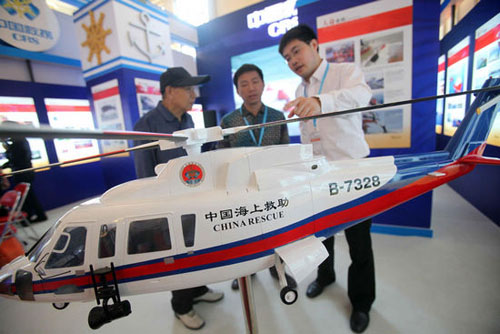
[34,225,91,298]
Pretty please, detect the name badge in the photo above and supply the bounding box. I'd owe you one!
[310,128,321,143]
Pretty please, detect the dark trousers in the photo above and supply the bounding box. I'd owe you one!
[317,219,375,313]
[13,173,45,219]
[171,285,208,315]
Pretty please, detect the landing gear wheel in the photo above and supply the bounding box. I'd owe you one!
[53,302,69,310]
[280,286,298,305]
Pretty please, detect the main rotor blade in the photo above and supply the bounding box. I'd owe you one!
[237,85,500,134]
[2,141,159,177]
[0,124,188,142]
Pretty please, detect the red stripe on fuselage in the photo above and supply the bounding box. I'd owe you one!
[31,159,476,294]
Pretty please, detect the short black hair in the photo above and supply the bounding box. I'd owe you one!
[233,64,264,88]
[279,24,318,55]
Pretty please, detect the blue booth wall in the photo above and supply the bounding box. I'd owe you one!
[197,0,440,237]
[0,68,163,210]
[437,0,500,225]
[0,79,107,210]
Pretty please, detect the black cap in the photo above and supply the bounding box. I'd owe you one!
[160,67,210,94]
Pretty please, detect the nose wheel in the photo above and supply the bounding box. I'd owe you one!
[52,302,69,310]
[274,254,298,305]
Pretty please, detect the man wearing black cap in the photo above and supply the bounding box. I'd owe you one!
[133,67,224,330]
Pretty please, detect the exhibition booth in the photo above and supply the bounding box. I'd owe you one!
[0,0,498,231]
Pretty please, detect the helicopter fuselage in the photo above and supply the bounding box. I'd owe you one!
[0,143,464,304]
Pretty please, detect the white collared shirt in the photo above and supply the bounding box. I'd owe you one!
[296,60,372,161]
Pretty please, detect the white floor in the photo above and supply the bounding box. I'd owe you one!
[0,184,499,334]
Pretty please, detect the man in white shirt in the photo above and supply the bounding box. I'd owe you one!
[279,24,375,333]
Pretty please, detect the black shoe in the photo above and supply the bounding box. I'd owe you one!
[306,277,335,298]
[231,274,256,290]
[350,311,369,333]
[29,214,47,223]
[306,280,324,298]
[269,267,297,289]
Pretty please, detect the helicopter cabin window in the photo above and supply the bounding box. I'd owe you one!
[46,226,87,269]
[98,224,116,258]
[128,218,171,254]
[181,214,196,247]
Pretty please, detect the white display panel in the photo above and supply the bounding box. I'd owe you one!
[91,79,128,153]
[44,98,100,163]
[187,104,205,129]
[444,37,470,137]
[135,77,162,118]
[0,96,49,169]
[317,0,413,148]
[436,55,446,134]
[472,13,500,146]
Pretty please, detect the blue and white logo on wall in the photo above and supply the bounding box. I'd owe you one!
[0,0,60,51]
[247,0,298,38]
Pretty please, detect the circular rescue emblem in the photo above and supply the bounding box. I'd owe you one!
[180,162,205,187]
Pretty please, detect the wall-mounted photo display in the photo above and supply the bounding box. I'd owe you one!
[0,96,49,169]
[317,0,413,148]
[472,13,500,147]
[91,79,128,154]
[231,45,302,137]
[44,98,100,164]
[135,77,162,118]
[436,55,446,134]
[444,36,470,137]
[188,104,205,129]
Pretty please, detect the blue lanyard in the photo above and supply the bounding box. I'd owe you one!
[239,105,268,146]
[304,62,330,127]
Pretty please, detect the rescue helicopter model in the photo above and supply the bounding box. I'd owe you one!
[0,79,499,330]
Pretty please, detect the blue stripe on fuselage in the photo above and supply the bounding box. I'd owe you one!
[33,152,453,294]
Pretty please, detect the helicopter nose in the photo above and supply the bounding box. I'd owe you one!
[0,274,14,296]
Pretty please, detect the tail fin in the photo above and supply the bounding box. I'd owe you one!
[445,78,500,160]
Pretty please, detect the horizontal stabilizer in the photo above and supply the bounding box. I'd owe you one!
[459,155,500,166]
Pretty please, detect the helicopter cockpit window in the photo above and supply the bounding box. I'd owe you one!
[181,214,196,247]
[128,218,171,255]
[46,227,87,269]
[98,224,116,258]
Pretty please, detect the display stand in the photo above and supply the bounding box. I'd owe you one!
[238,275,258,334]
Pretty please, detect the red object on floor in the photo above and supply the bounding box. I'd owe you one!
[0,236,24,268]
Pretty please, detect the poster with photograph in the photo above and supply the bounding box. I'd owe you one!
[135,78,162,118]
[317,0,413,148]
[472,13,500,146]
[231,45,302,137]
[325,41,355,63]
[436,55,446,134]
[45,98,100,163]
[0,96,49,169]
[444,37,469,137]
[91,79,128,153]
